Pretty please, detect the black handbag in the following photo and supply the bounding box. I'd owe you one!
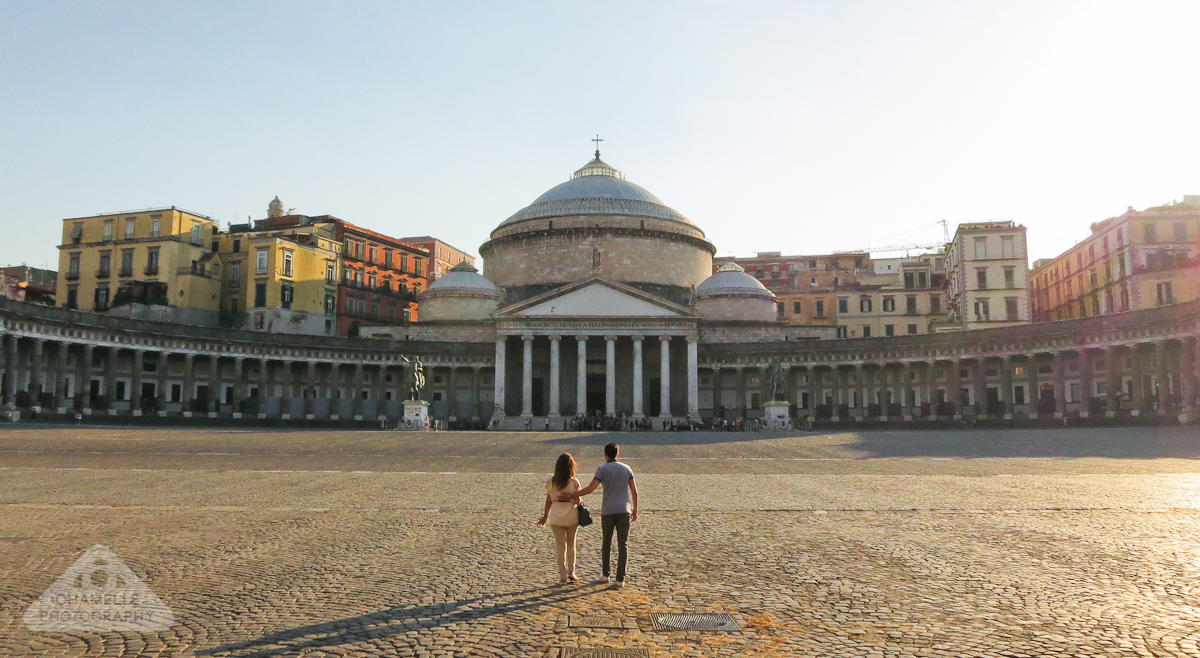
[577,503,593,527]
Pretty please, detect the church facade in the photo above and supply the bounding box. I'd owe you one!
[1,151,1198,427]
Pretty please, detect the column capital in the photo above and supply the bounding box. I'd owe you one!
[547,334,562,342]
[575,334,589,342]
[521,333,534,342]
[658,335,671,343]
[630,335,644,343]
[604,334,617,342]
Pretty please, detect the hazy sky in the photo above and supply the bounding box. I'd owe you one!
[3,0,1198,270]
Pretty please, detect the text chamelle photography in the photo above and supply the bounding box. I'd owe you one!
[1,1,1199,656]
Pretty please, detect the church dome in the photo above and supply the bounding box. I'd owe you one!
[418,261,498,322]
[426,261,498,294]
[497,155,694,228]
[696,262,774,299]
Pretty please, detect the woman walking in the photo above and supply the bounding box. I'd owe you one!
[537,453,582,584]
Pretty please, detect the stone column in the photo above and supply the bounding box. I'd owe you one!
[55,342,69,409]
[280,361,293,416]
[1157,340,1172,413]
[181,353,196,412]
[948,358,962,418]
[305,361,317,416]
[1026,353,1039,419]
[207,355,221,414]
[1131,344,1146,415]
[157,352,170,411]
[922,361,935,417]
[631,336,644,418]
[2,336,16,408]
[1079,349,1094,417]
[1106,346,1122,417]
[471,366,482,420]
[79,344,94,409]
[606,335,618,416]
[1000,355,1013,417]
[809,366,821,419]
[260,358,272,412]
[736,366,746,417]
[855,363,867,419]
[232,357,245,414]
[686,336,699,420]
[900,362,913,420]
[494,337,506,418]
[521,334,533,417]
[1053,352,1066,417]
[548,335,561,419]
[876,366,888,420]
[712,365,723,419]
[974,357,987,416]
[1179,338,1196,421]
[29,339,44,400]
[104,347,117,410]
[575,336,587,416]
[657,336,670,418]
[130,350,144,412]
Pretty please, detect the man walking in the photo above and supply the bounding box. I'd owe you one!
[560,442,637,588]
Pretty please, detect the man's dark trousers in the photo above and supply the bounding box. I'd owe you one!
[601,513,630,581]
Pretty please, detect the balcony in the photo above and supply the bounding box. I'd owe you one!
[118,268,133,277]
[144,265,159,276]
[65,271,80,281]
[95,269,110,279]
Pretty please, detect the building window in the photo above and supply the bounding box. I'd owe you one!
[228,262,241,287]
[1005,297,1019,321]
[146,247,159,275]
[905,295,917,314]
[231,237,241,253]
[282,250,294,276]
[97,251,111,277]
[885,324,894,337]
[907,323,917,335]
[776,302,785,317]
[1145,223,1156,243]
[973,237,987,259]
[103,220,113,241]
[929,295,941,314]
[882,296,895,312]
[815,300,825,317]
[326,261,335,284]
[150,215,160,237]
[70,222,83,243]
[904,272,915,289]
[976,268,988,289]
[792,301,802,313]
[66,285,78,309]
[1001,236,1015,258]
[325,293,335,316]
[281,283,293,309]
[190,223,201,245]
[1174,222,1186,241]
[119,249,133,276]
[974,298,990,321]
[255,248,268,274]
[228,296,239,313]
[124,218,135,239]
[1156,282,1174,305]
[67,253,80,277]
[838,298,848,314]
[1003,267,1015,289]
[95,286,110,310]
[254,281,266,307]
[862,325,871,338]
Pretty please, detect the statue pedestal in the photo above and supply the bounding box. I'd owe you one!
[763,400,791,429]
[402,400,430,430]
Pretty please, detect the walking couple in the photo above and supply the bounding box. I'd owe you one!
[537,442,638,589]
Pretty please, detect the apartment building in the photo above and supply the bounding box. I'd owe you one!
[945,221,1030,330]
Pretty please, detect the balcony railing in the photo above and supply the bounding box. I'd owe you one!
[65,272,80,281]
[118,268,133,277]
[95,269,110,278]
[144,265,159,276]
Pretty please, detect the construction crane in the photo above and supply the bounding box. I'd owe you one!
[833,220,951,256]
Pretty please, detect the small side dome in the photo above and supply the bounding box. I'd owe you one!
[418,261,498,321]
[695,261,777,322]
[268,195,285,218]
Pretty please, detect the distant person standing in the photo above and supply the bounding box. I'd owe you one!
[561,442,637,588]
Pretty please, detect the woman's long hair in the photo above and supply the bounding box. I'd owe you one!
[552,453,576,491]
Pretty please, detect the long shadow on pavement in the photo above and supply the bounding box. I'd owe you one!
[197,583,604,657]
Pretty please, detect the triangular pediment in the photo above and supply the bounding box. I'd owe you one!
[497,277,695,318]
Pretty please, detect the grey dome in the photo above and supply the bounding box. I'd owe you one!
[696,261,774,299]
[497,156,694,227]
[424,261,497,295]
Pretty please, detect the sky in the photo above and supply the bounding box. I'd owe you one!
[2,0,1199,271]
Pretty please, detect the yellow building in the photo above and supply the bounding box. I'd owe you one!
[56,207,220,322]
[215,219,340,335]
[1030,197,1200,322]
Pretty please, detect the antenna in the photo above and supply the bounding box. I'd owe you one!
[939,219,950,243]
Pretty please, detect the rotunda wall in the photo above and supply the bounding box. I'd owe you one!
[697,295,778,322]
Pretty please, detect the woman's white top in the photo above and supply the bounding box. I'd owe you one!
[545,477,580,527]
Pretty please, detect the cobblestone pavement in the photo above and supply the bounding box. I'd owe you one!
[1,425,1200,656]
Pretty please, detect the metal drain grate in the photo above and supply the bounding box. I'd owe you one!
[567,614,628,629]
[559,649,650,658]
[651,612,740,632]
